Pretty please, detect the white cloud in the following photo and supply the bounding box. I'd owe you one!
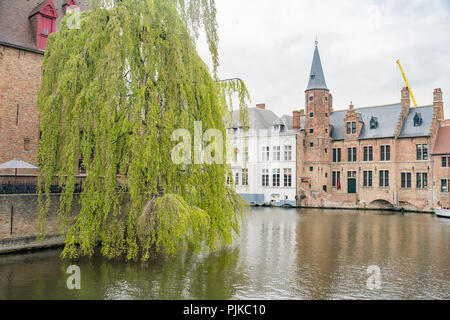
[197,0,450,118]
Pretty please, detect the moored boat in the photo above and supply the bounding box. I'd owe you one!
[434,207,450,219]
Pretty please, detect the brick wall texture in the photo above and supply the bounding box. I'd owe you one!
[0,194,80,241]
[0,45,43,172]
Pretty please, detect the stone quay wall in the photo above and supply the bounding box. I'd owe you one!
[0,194,80,253]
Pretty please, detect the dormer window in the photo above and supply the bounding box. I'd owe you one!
[370,117,378,129]
[346,121,356,135]
[414,113,423,127]
[64,0,79,14]
[29,0,58,50]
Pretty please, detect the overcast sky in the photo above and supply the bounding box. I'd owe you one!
[197,0,450,118]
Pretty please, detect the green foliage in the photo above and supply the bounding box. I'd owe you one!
[37,0,249,261]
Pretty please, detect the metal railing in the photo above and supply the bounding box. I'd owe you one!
[0,175,84,195]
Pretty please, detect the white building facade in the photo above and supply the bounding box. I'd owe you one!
[228,105,298,206]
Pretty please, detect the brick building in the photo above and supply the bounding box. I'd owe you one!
[0,0,86,173]
[294,42,449,211]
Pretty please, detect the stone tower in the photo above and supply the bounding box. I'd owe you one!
[304,42,333,192]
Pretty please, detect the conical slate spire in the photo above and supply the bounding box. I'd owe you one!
[306,43,328,91]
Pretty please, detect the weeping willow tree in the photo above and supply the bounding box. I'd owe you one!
[37,0,250,261]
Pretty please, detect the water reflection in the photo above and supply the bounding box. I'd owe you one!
[0,208,449,300]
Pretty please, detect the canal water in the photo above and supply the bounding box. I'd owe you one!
[0,208,449,300]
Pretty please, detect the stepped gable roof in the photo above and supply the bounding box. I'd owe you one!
[432,126,450,155]
[398,105,434,138]
[330,103,402,141]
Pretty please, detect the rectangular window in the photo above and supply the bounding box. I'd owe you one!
[284,168,292,187]
[347,147,357,162]
[379,170,389,187]
[423,145,428,161]
[242,169,248,186]
[273,146,281,161]
[346,121,357,134]
[363,146,373,162]
[333,148,342,163]
[235,172,239,186]
[363,171,373,187]
[442,156,447,168]
[272,169,281,187]
[416,172,428,189]
[441,179,449,192]
[380,145,391,161]
[401,172,412,189]
[416,144,428,161]
[24,138,31,152]
[332,171,341,188]
[407,172,411,188]
[262,169,269,187]
[284,145,292,161]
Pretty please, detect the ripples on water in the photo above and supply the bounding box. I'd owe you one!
[0,208,449,300]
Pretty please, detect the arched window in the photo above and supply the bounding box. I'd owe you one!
[414,113,423,127]
[370,116,378,129]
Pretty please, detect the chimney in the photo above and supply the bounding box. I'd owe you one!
[433,88,444,121]
[401,87,410,116]
[293,111,301,131]
[256,103,266,110]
